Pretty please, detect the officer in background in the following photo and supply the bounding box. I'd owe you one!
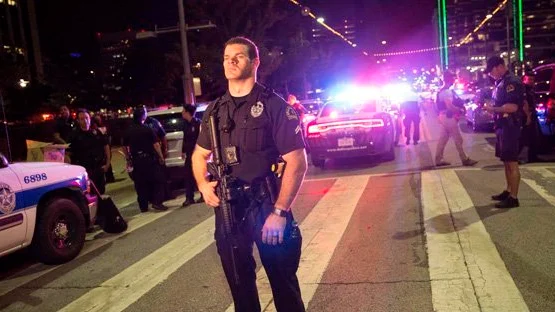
[181,104,202,207]
[485,56,525,208]
[519,71,540,163]
[68,109,110,194]
[53,105,75,144]
[434,71,478,167]
[192,36,307,312]
[123,106,168,212]
[400,90,421,145]
[145,113,172,199]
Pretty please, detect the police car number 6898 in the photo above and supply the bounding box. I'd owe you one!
[0,153,97,264]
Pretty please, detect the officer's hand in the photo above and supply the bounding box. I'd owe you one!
[101,164,110,172]
[158,158,165,166]
[262,214,287,245]
[182,153,186,161]
[198,181,220,207]
[526,116,532,126]
[484,105,494,113]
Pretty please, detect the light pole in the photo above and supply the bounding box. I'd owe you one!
[178,0,194,105]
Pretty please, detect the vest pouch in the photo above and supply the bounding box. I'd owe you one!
[241,118,268,152]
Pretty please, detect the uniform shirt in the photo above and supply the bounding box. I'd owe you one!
[524,85,536,112]
[197,83,306,184]
[182,117,201,155]
[122,123,158,159]
[68,128,108,170]
[144,116,166,142]
[54,117,76,143]
[493,72,524,111]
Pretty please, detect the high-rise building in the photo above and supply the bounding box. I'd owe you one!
[443,0,555,71]
[311,19,360,45]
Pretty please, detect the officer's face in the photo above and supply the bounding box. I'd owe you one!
[488,65,505,80]
[223,44,259,80]
[77,112,91,131]
[60,106,70,119]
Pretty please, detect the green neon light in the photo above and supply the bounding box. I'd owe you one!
[437,0,444,68]
[441,0,448,67]
[518,0,524,61]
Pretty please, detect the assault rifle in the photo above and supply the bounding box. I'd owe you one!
[208,114,240,285]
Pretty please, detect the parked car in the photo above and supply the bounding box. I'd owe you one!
[305,99,396,168]
[465,87,495,132]
[533,63,555,137]
[0,153,97,264]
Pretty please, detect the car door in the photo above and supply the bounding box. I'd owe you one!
[0,165,26,256]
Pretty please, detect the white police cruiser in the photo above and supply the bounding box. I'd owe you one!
[0,153,97,264]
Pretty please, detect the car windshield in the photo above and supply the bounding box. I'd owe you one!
[320,101,377,118]
[151,113,183,133]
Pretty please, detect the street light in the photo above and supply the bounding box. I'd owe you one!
[381,40,387,45]
[316,17,325,23]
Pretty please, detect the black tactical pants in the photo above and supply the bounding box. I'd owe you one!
[87,166,106,195]
[183,153,196,201]
[403,113,421,143]
[215,198,305,312]
[133,158,164,211]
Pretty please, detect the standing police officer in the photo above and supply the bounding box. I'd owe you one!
[123,106,168,212]
[181,104,202,207]
[192,37,307,312]
[68,109,111,194]
[485,56,525,208]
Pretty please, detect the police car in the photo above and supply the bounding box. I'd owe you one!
[146,103,209,185]
[0,153,97,264]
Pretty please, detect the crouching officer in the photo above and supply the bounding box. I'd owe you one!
[123,106,168,212]
[484,56,525,208]
[192,37,307,312]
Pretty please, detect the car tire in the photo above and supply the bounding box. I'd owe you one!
[382,144,396,161]
[32,198,86,265]
[312,157,325,169]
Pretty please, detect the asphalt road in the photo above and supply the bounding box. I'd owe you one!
[1,112,555,311]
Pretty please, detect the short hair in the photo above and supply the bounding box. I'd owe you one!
[183,104,197,115]
[485,56,505,73]
[76,108,89,117]
[224,36,259,60]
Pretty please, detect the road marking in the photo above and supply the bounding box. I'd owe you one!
[226,175,369,312]
[522,167,555,206]
[0,203,181,298]
[422,170,529,312]
[58,215,215,312]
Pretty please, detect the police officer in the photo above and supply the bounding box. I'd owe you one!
[192,37,307,312]
[400,90,421,145]
[53,105,75,144]
[181,104,202,207]
[145,114,172,199]
[485,56,525,208]
[67,109,111,194]
[519,71,540,163]
[123,106,168,212]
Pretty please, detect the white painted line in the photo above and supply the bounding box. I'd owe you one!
[226,175,369,312]
[58,215,215,312]
[0,203,182,298]
[422,170,529,312]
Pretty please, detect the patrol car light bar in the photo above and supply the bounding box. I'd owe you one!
[307,119,385,134]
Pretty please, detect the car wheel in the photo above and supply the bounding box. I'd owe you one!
[382,144,396,161]
[311,157,325,169]
[32,198,86,264]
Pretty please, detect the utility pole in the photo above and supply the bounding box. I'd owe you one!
[178,0,194,105]
[506,0,512,65]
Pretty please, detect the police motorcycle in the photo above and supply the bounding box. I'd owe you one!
[0,153,98,264]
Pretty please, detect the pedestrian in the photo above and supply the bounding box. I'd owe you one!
[67,109,111,194]
[92,114,116,183]
[434,71,478,167]
[484,56,525,208]
[123,106,168,212]
[401,90,421,145]
[518,71,540,163]
[192,36,307,312]
[53,105,75,144]
[181,103,203,207]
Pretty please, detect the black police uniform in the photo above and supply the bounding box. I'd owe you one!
[145,116,172,198]
[182,117,201,202]
[68,128,108,194]
[493,72,524,162]
[123,123,165,212]
[520,84,540,161]
[401,100,420,144]
[196,83,306,312]
[54,117,75,143]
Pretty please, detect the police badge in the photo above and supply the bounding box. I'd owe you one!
[251,101,264,118]
[0,182,16,214]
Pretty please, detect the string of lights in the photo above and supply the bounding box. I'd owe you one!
[287,0,370,56]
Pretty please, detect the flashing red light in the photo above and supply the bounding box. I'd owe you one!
[127,28,132,32]
[96,32,102,38]
[41,113,54,121]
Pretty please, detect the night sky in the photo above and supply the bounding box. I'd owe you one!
[35,0,437,66]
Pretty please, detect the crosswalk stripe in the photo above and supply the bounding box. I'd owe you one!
[422,170,529,312]
[226,175,369,312]
[58,215,215,312]
[523,167,555,206]
[0,203,181,298]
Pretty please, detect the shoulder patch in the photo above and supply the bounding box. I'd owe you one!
[286,106,299,120]
[506,84,515,93]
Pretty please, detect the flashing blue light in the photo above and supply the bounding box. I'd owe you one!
[70,52,82,58]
